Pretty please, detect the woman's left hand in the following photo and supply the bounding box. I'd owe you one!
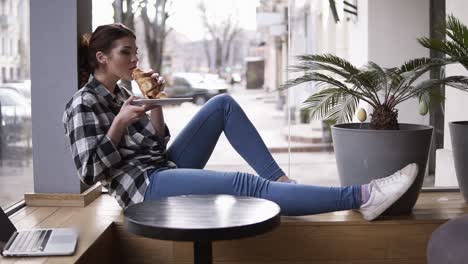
[141,69,166,112]
[143,69,166,93]
[151,72,166,93]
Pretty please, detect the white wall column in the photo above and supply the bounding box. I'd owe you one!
[30,0,92,193]
[367,0,430,125]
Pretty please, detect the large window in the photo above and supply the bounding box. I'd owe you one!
[0,0,450,211]
[88,0,467,193]
[91,0,445,189]
[0,0,32,209]
[92,0,300,179]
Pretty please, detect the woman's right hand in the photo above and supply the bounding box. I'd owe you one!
[115,96,147,128]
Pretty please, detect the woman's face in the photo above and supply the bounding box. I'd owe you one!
[100,36,138,80]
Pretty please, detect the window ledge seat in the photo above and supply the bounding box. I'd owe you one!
[1,192,467,264]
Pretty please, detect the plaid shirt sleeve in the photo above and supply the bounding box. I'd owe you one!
[63,99,122,186]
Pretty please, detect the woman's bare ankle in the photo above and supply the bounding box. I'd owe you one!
[276,175,290,182]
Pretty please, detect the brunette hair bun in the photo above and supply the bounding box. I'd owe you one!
[77,24,135,88]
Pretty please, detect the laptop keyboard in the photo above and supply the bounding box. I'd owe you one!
[8,229,52,253]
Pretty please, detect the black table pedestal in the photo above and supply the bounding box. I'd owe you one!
[194,241,212,264]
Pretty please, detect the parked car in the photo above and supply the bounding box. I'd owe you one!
[165,73,228,105]
[129,73,228,105]
[1,80,31,103]
[0,86,32,147]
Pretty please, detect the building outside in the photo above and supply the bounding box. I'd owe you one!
[256,0,289,110]
[0,0,29,82]
[162,31,252,75]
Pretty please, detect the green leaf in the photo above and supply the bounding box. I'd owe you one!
[301,87,359,124]
[443,75,468,91]
[418,15,468,70]
[295,54,360,75]
[280,72,348,91]
[446,14,468,52]
[398,57,438,73]
[302,88,345,121]
[325,93,359,123]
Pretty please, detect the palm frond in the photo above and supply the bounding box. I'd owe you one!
[396,75,467,104]
[323,93,360,123]
[280,72,348,91]
[367,62,389,102]
[396,79,445,104]
[348,69,382,104]
[302,88,358,123]
[446,14,468,52]
[442,75,468,90]
[288,61,354,79]
[391,58,445,101]
[302,88,345,121]
[418,15,468,70]
[388,58,435,97]
[295,54,360,75]
[418,37,468,59]
[398,57,437,73]
[418,37,446,54]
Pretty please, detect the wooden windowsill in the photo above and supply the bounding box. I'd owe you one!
[0,195,121,264]
[1,192,467,263]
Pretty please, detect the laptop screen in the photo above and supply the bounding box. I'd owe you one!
[0,208,17,252]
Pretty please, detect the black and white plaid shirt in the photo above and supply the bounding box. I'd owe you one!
[63,76,176,208]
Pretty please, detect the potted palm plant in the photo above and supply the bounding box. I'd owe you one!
[282,54,446,215]
[419,15,468,201]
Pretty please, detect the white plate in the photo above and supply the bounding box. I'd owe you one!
[130,98,193,106]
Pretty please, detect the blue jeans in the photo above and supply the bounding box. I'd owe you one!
[144,94,361,216]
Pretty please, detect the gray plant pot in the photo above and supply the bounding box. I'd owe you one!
[449,121,468,202]
[332,123,433,215]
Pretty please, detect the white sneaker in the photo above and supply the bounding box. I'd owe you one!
[359,163,418,221]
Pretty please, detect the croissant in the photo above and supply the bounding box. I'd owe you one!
[131,68,167,99]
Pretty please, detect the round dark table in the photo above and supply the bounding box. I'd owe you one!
[124,194,281,264]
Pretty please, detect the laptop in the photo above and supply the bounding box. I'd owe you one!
[0,207,78,257]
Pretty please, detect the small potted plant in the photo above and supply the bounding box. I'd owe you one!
[419,15,468,201]
[282,54,446,214]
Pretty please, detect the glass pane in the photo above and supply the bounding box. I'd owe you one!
[92,0,292,178]
[285,0,439,188]
[0,0,33,209]
[284,0,339,186]
[90,0,444,193]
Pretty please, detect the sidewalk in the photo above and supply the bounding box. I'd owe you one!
[221,86,333,153]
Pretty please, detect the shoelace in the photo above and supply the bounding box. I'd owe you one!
[373,171,402,185]
[368,171,403,195]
